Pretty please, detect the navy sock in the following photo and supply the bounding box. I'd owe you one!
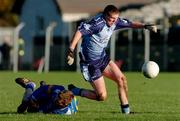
[71,87,83,96]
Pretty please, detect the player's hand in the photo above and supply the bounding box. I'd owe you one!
[144,24,157,33]
[67,48,74,66]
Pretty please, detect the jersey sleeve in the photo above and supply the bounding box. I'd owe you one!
[31,85,65,102]
[78,17,105,36]
[31,85,49,102]
[115,18,133,30]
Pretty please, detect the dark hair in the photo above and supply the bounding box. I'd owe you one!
[103,5,119,16]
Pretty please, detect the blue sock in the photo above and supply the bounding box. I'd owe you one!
[71,87,82,96]
[25,82,36,91]
[121,104,130,114]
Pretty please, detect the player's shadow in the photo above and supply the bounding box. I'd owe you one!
[0,112,18,114]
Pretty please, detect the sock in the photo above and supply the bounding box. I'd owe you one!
[25,82,36,91]
[121,104,130,114]
[71,87,83,96]
[22,82,36,101]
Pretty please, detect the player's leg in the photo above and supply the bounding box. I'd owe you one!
[15,78,36,113]
[103,60,130,114]
[103,61,128,96]
[68,77,107,101]
[84,76,107,101]
[90,76,107,101]
[68,85,97,100]
[69,53,108,101]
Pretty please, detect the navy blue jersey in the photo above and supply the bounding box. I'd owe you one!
[78,13,132,61]
[30,85,65,113]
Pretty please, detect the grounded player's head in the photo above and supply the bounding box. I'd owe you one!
[55,90,74,108]
[103,5,119,27]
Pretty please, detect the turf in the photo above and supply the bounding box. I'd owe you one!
[0,71,180,121]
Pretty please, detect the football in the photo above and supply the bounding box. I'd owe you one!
[142,61,159,79]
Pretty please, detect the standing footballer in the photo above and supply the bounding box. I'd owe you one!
[67,5,157,114]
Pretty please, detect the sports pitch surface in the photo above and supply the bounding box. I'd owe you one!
[0,71,180,121]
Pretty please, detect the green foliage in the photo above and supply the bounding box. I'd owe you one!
[0,71,180,121]
[0,0,18,27]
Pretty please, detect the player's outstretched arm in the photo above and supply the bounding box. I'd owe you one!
[131,22,157,33]
[131,21,145,28]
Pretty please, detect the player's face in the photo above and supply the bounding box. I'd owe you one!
[105,13,119,27]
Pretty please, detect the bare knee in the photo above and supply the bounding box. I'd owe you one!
[97,93,107,101]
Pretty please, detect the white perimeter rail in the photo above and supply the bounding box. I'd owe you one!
[13,23,25,73]
[44,22,57,73]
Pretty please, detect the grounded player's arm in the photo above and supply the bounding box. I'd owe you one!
[67,30,82,65]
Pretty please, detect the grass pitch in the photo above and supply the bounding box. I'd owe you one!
[0,71,180,121]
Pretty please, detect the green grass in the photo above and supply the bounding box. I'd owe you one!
[0,71,180,121]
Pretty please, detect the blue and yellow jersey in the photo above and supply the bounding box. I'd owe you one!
[30,85,78,114]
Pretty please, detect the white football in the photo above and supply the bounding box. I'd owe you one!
[142,61,159,79]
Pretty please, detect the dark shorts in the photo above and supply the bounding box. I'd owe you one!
[79,53,110,82]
